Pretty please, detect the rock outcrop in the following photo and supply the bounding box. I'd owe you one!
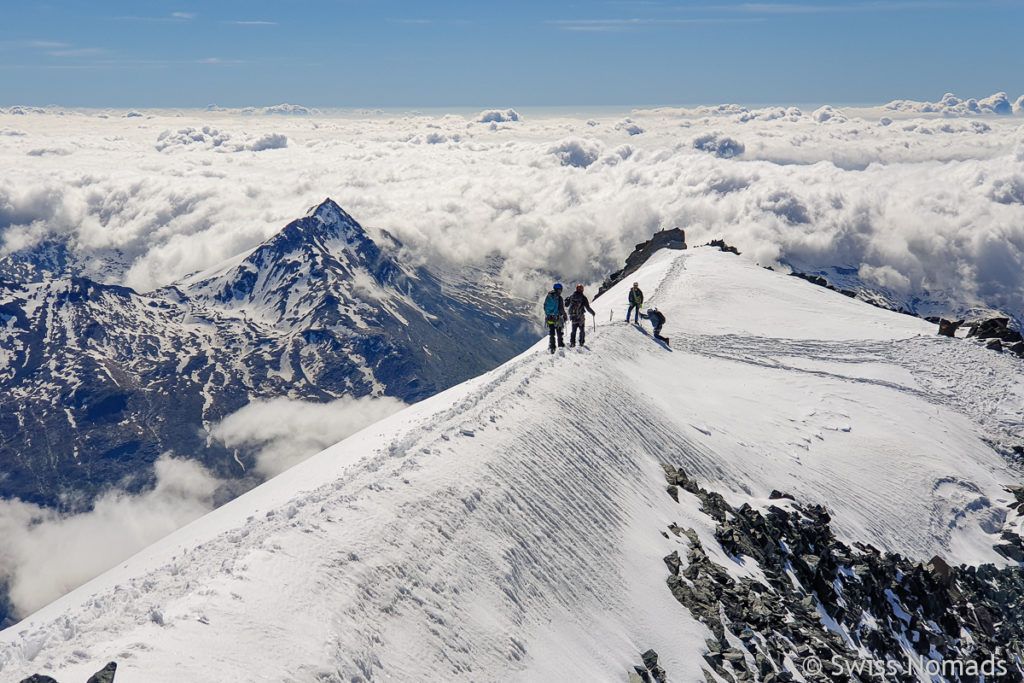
[659,463,1024,682]
[596,228,686,298]
[18,661,116,683]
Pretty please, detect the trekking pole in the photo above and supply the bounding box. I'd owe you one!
[592,312,597,337]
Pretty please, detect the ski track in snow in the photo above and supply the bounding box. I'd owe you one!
[2,248,1023,681]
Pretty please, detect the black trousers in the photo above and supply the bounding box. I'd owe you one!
[570,319,586,345]
[548,323,564,349]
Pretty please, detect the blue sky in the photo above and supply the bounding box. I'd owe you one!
[1,1,1022,108]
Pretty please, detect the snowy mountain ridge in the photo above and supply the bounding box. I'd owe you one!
[2,247,1022,681]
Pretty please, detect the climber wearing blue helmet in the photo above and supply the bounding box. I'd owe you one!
[542,283,567,353]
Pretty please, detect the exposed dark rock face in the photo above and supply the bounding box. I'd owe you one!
[789,271,859,299]
[86,661,117,683]
[631,649,668,682]
[968,318,1024,345]
[18,660,116,683]
[936,319,965,337]
[707,239,741,255]
[596,228,686,298]
[926,316,1024,358]
[659,463,1024,682]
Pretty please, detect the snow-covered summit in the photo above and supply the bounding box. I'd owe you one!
[180,197,403,329]
[2,247,1022,681]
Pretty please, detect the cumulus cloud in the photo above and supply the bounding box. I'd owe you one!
[811,106,847,124]
[693,132,745,158]
[210,396,406,478]
[0,106,50,116]
[476,109,520,123]
[202,104,319,116]
[245,133,288,151]
[859,263,911,292]
[0,455,220,619]
[243,104,319,116]
[155,126,232,150]
[614,118,644,135]
[155,127,287,152]
[548,138,602,168]
[26,148,72,157]
[883,91,1014,116]
[2,100,1024,325]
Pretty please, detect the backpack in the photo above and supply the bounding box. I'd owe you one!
[567,293,585,318]
[544,292,560,317]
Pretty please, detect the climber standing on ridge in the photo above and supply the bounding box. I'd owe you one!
[543,283,568,353]
[626,282,644,324]
[640,307,670,346]
[564,284,596,347]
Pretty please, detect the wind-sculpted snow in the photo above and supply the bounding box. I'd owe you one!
[2,248,1021,681]
[3,97,1024,327]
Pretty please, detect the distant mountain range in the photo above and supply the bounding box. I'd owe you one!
[0,199,539,511]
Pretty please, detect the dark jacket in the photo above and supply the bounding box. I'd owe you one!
[628,286,644,306]
[565,290,595,322]
[641,308,665,328]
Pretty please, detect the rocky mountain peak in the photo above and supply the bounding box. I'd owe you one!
[596,227,687,298]
[297,198,367,244]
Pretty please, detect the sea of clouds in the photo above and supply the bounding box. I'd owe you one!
[2,92,1024,325]
[2,92,1024,622]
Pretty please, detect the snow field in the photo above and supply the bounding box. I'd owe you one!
[2,247,1022,681]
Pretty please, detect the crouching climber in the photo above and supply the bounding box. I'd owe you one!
[640,307,670,345]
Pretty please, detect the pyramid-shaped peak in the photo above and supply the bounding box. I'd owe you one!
[306,198,352,225]
[295,198,368,244]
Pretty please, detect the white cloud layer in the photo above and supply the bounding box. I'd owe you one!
[210,396,407,478]
[1,94,1024,324]
[0,455,220,619]
[883,92,1014,117]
